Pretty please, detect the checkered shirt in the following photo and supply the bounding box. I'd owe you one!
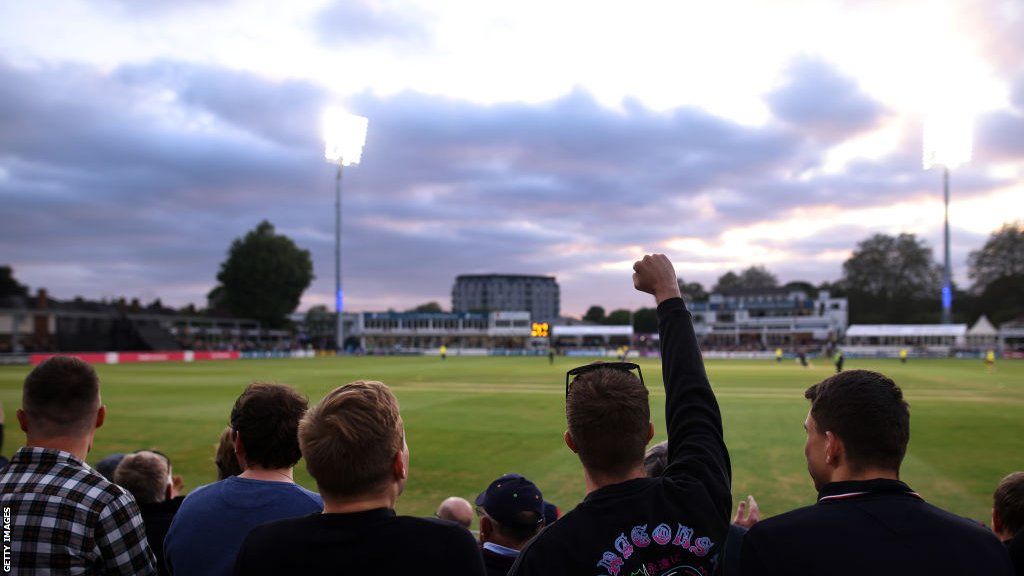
[0,447,157,575]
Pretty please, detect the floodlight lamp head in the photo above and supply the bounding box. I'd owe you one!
[323,107,368,166]
[922,111,973,170]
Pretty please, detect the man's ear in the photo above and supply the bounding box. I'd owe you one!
[992,508,1004,535]
[95,405,106,430]
[17,408,29,433]
[647,422,655,444]
[232,430,246,460]
[479,515,493,541]
[393,451,408,481]
[824,431,843,466]
[564,430,578,454]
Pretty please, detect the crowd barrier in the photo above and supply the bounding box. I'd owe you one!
[29,350,242,365]
[26,349,318,366]
[7,348,1017,367]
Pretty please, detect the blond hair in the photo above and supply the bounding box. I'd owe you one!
[300,381,404,498]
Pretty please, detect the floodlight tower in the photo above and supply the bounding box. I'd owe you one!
[922,110,972,324]
[323,108,369,353]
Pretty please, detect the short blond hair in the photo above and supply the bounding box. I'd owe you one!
[114,451,169,504]
[299,381,404,498]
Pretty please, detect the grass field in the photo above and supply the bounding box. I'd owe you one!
[2,356,1021,526]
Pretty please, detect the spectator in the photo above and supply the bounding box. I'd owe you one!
[95,452,125,481]
[164,383,322,576]
[115,450,184,576]
[437,496,474,529]
[740,370,1013,575]
[0,356,156,575]
[477,473,545,576]
[543,501,559,526]
[215,425,243,479]
[233,380,485,575]
[510,254,731,575]
[993,472,1024,575]
[644,440,756,576]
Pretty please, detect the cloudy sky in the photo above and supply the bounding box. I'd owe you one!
[2,0,1023,316]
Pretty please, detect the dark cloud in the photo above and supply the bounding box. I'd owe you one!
[0,57,1016,314]
[767,56,888,141]
[975,109,1024,162]
[313,0,432,48]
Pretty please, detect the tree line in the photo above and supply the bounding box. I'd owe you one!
[583,222,1024,331]
[2,221,1021,330]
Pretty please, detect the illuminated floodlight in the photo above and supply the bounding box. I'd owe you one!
[922,111,973,170]
[323,107,368,166]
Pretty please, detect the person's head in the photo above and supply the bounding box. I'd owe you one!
[229,383,308,470]
[18,356,105,442]
[299,380,407,503]
[476,474,545,549]
[992,471,1024,540]
[215,426,243,479]
[643,440,669,477]
[436,497,473,529]
[803,370,910,490]
[95,453,125,481]
[565,364,653,480]
[114,450,172,505]
[542,501,560,526]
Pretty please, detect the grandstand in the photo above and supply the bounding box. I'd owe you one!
[688,288,848,349]
[551,324,634,356]
[343,310,538,354]
[997,316,1024,357]
[0,289,291,355]
[844,316,1023,358]
[845,324,967,357]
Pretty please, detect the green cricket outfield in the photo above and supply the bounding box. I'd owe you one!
[1,356,1020,527]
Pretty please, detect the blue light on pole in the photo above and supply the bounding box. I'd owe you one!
[923,108,972,324]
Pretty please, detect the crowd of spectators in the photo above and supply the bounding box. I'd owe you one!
[0,254,1020,575]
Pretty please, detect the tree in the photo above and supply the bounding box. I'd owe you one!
[583,305,606,323]
[0,265,29,298]
[210,220,314,328]
[632,308,658,333]
[408,302,443,313]
[782,281,817,297]
[677,278,707,301]
[977,275,1024,325]
[712,271,741,293]
[712,266,778,293]
[841,233,943,323]
[303,305,334,341]
[738,266,778,290]
[968,222,1024,292]
[841,233,941,300]
[817,280,846,297]
[605,309,632,325]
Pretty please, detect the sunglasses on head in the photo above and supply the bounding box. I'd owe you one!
[565,362,644,397]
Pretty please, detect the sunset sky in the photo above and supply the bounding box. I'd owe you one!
[2,0,1023,316]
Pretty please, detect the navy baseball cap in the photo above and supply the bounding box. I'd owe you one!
[543,501,559,525]
[476,473,544,528]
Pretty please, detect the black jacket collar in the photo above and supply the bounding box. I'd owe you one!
[817,478,922,503]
